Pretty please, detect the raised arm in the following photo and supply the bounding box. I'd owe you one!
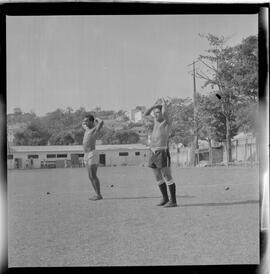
[161,98,171,125]
[144,98,162,117]
[94,117,104,132]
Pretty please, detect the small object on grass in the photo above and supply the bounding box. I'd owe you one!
[225,187,230,191]
[47,192,50,195]
[110,185,114,187]
[216,94,221,100]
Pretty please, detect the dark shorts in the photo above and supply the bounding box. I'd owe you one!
[148,149,171,169]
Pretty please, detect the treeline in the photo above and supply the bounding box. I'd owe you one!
[8,34,258,162]
[8,107,141,145]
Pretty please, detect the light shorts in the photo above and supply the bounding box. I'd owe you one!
[84,150,99,166]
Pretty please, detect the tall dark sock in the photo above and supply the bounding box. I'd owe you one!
[168,183,177,204]
[157,182,169,206]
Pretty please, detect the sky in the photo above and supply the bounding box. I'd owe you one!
[6,14,258,116]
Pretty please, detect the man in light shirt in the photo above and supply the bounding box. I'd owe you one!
[144,98,177,207]
[82,114,104,201]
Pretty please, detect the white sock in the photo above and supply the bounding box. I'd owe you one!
[158,180,165,186]
[165,179,175,186]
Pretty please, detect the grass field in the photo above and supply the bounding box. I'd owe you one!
[8,166,260,267]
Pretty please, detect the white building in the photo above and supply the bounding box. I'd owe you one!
[8,144,150,169]
[127,108,145,123]
[134,111,143,123]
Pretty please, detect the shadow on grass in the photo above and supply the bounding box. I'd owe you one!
[180,199,259,207]
[103,195,196,200]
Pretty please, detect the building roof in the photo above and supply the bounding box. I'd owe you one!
[232,132,254,140]
[10,144,149,153]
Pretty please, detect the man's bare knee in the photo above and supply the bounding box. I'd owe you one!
[87,172,94,181]
[153,168,163,181]
[87,166,94,180]
[162,168,172,181]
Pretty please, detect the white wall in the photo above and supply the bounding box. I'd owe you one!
[134,111,143,123]
[97,149,149,167]
[8,149,150,169]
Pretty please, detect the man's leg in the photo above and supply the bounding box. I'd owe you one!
[152,168,169,206]
[90,164,102,199]
[87,164,97,194]
[161,167,177,207]
[87,164,102,200]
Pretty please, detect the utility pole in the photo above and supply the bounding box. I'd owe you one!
[192,61,199,166]
[188,60,199,167]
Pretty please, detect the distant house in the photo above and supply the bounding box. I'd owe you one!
[169,140,224,167]
[229,132,257,162]
[7,144,150,169]
[127,107,146,123]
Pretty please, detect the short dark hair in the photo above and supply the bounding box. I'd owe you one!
[84,114,94,122]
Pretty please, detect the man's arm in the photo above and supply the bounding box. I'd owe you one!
[161,98,171,124]
[94,117,104,132]
[144,98,162,117]
[144,105,157,116]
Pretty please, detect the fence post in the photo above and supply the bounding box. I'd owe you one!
[250,138,253,167]
[224,141,229,167]
[235,140,238,163]
[186,149,188,167]
[244,138,247,167]
[177,147,180,167]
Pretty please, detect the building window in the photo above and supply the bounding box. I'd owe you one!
[119,152,128,156]
[28,155,39,159]
[135,152,140,156]
[47,154,56,158]
[8,154,13,160]
[57,154,67,158]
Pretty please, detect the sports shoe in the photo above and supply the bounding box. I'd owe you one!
[89,195,103,201]
[157,183,169,206]
[156,198,169,206]
[163,200,177,208]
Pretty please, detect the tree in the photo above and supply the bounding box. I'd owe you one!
[196,35,235,163]
[116,130,140,144]
[61,107,75,128]
[62,132,75,145]
[49,130,75,145]
[13,108,22,115]
[101,129,140,144]
[141,97,194,148]
[101,128,116,145]
[13,120,50,145]
[235,102,258,134]
[197,93,239,164]
[233,35,258,103]
[166,97,194,146]
[116,110,129,121]
[44,108,66,132]
[7,110,36,125]
[72,128,84,145]
[13,131,28,145]
[196,34,258,163]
